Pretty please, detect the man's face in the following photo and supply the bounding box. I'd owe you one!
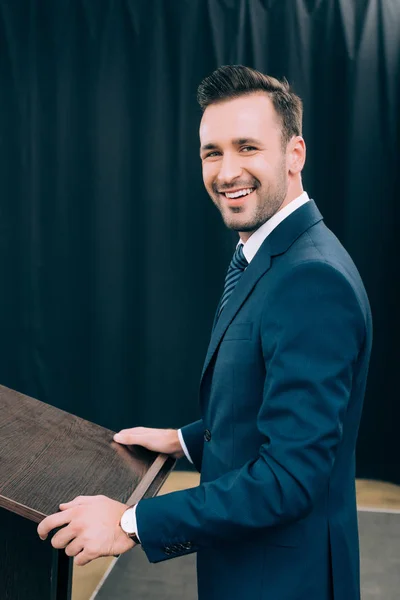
[200,92,289,237]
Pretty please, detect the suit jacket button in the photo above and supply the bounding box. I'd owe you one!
[204,429,211,442]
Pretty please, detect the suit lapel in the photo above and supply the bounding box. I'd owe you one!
[201,244,272,381]
[200,200,324,385]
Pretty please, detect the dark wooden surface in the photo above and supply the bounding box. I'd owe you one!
[0,507,73,600]
[0,384,175,522]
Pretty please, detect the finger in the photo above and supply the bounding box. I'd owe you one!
[60,496,97,509]
[114,426,152,443]
[113,431,138,444]
[74,549,94,567]
[38,510,72,540]
[115,426,149,436]
[65,538,85,558]
[51,525,76,550]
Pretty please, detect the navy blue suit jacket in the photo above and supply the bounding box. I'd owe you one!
[137,201,372,600]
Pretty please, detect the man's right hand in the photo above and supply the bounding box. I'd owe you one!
[113,427,184,459]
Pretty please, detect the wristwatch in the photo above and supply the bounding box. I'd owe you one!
[120,506,141,544]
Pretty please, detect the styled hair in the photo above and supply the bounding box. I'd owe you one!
[197,65,303,147]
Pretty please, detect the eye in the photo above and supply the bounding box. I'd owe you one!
[204,151,221,159]
[241,146,257,152]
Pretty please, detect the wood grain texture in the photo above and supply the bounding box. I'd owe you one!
[0,384,175,523]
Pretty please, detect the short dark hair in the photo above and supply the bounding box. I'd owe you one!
[197,65,303,147]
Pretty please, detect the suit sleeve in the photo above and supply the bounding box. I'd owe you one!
[136,262,367,563]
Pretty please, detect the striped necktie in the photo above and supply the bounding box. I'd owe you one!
[218,244,248,317]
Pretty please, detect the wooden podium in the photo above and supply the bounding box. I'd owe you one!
[0,384,176,599]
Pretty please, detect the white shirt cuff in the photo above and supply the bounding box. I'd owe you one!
[178,428,193,464]
[127,504,141,543]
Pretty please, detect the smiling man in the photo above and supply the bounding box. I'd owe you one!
[200,93,300,238]
[38,66,372,600]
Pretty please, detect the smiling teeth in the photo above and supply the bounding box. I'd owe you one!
[225,188,254,199]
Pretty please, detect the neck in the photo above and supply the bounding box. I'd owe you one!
[279,180,304,212]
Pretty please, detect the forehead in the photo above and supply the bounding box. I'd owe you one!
[199,92,281,144]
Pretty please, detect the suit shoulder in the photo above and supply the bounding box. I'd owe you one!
[272,224,371,322]
[283,222,364,288]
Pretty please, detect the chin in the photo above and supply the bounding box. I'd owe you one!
[223,211,261,231]
[221,209,249,229]
[224,220,256,233]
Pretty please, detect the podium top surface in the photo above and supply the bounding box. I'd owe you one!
[0,385,174,523]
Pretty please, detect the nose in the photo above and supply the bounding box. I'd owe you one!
[216,153,243,185]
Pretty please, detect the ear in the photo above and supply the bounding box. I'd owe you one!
[287,136,306,175]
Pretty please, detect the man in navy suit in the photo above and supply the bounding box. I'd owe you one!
[39,66,372,600]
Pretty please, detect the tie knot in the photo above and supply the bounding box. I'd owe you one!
[231,244,248,271]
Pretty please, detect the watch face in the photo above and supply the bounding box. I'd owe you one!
[121,508,135,535]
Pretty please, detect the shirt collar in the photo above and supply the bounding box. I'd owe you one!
[239,191,310,263]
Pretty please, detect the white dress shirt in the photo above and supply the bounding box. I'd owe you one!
[126,191,310,541]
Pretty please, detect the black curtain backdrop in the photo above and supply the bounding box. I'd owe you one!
[0,0,399,480]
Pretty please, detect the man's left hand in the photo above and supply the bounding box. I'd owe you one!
[37,495,135,566]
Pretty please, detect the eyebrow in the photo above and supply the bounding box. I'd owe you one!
[200,137,263,154]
